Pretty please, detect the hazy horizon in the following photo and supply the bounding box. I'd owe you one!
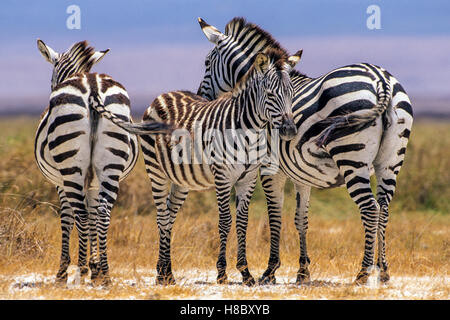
[1,0,449,116]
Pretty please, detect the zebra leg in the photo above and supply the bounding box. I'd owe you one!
[166,184,189,228]
[94,173,121,286]
[214,179,233,284]
[157,183,189,284]
[294,183,312,285]
[55,186,74,284]
[375,187,391,283]
[374,164,403,284]
[234,172,258,286]
[373,109,412,284]
[258,172,286,285]
[152,178,175,285]
[86,188,101,283]
[60,179,90,279]
[341,166,379,285]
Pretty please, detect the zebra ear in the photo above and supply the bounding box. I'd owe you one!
[198,17,225,44]
[254,52,270,73]
[287,49,303,69]
[89,49,110,66]
[37,39,59,64]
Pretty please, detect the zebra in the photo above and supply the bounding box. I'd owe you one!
[35,39,171,285]
[196,17,414,285]
[91,48,302,285]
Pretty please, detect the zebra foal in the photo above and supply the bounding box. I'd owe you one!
[35,40,171,285]
[92,48,302,285]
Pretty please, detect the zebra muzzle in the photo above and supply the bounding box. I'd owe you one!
[279,117,297,141]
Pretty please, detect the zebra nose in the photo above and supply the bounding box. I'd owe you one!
[280,118,297,141]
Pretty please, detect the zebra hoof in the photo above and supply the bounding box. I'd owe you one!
[354,270,369,285]
[379,271,390,284]
[217,273,228,284]
[156,274,176,285]
[79,266,89,277]
[89,262,101,280]
[101,275,112,287]
[295,268,311,285]
[258,274,276,285]
[243,275,256,286]
[55,274,68,286]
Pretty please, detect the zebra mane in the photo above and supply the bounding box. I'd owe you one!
[232,48,289,98]
[60,40,96,72]
[225,17,306,78]
[225,17,288,56]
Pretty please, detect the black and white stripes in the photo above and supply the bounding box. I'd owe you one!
[92,49,301,285]
[196,17,414,285]
[35,40,169,285]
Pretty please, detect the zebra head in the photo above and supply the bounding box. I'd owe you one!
[241,48,300,140]
[197,18,301,141]
[197,17,296,100]
[37,39,109,90]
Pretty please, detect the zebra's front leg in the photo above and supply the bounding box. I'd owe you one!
[258,172,286,285]
[214,179,233,284]
[55,186,74,284]
[294,183,312,285]
[234,173,258,286]
[153,178,176,285]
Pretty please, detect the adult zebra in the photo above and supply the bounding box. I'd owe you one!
[92,48,301,285]
[35,40,171,285]
[196,17,414,285]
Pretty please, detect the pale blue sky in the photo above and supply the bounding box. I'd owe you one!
[0,0,449,114]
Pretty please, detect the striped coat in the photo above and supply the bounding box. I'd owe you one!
[35,40,169,285]
[92,49,300,285]
[196,17,414,285]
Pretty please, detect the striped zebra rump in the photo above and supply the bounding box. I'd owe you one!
[35,73,138,191]
[274,63,395,189]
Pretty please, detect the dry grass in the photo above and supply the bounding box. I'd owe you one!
[0,117,448,299]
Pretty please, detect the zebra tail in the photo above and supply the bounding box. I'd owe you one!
[88,95,174,135]
[315,79,392,147]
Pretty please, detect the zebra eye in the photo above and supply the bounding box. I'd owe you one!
[205,59,210,67]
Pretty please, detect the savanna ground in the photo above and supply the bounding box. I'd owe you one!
[0,117,448,300]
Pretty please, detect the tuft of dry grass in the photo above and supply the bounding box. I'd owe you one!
[0,117,448,299]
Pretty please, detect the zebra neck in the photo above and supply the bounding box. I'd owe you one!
[233,89,266,132]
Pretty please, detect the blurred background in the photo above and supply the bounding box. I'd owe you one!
[0,0,449,117]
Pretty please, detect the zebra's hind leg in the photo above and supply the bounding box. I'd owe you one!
[86,189,101,283]
[373,119,412,283]
[294,184,312,285]
[341,166,379,285]
[234,172,258,286]
[94,173,121,286]
[258,172,286,285]
[55,186,74,285]
[60,179,90,282]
